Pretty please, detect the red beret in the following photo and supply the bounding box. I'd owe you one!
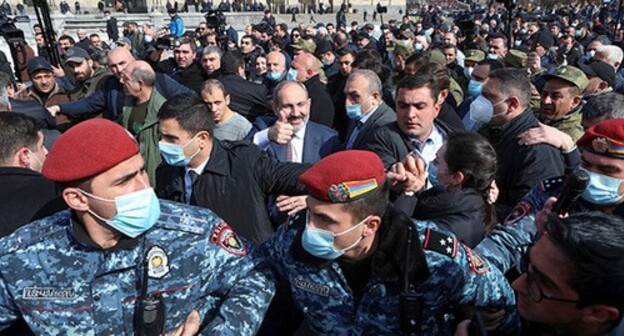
[577,119,624,159]
[42,118,139,182]
[300,150,385,203]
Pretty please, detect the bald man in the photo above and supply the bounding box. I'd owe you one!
[119,60,163,185]
[289,52,335,128]
[264,51,287,96]
[48,47,194,121]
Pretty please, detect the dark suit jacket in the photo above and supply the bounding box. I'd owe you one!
[304,75,335,128]
[219,74,271,121]
[256,118,340,163]
[60,73,194,120]
[344,101,396,150]
[0,167,66,238]
[365,119,459,168]
[155,140,309,244]
[106,17,119,41]
[156,59,206,93]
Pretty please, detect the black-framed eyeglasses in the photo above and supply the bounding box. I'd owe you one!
[516,246,582,305]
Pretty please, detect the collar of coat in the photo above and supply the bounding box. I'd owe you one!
[290,203,430,286]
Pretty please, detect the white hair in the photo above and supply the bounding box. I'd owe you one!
[596,45,624,67]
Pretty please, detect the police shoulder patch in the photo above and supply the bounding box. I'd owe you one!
[210,222,247,256]
[463,244,488,275]
[540,176,565,192]
[422,228,458,258]
[504,201,533,225]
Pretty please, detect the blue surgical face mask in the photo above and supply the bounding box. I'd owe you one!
[469,95,507,124]
[586,50,595,59]
[321,59,334,67]
[463,66,473,79]
[487,53,499,60]
[80,188,161,238]
[467,79,483,98]
[575,29,582,37]
[301,213,369,260]
[158,135,200,167]
[346,104,363,120]
[414,42,423,51]
[345,97,371,120]
[266,71,282,81]
[579,167,624,205]
[287,68,298,81]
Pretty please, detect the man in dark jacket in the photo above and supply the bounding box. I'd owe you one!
[290,52,335,128]
[365,73,460,170]
[0,113,65,237]
[480,68,564,218]
[155,95,309,244]
[156,37,206,93]
[104,10,119,42]
[219,51,271,120]
[343,69,396,150]
[48,47,193,121]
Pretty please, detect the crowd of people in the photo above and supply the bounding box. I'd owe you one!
[0,2,624,335]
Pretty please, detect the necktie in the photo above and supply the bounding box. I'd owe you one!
[285,141,293,162]
[346,121,363,149]
[186,170,200,204]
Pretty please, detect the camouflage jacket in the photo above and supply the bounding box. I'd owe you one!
[0,200,274,335]
[477,175,624,274]
[259,205,518,335]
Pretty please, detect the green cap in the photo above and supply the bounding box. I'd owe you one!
[429,49,446,66]
[504,49,527,69]
[543,65,589,91]
[464,49,485,63]
[291,39,316,54]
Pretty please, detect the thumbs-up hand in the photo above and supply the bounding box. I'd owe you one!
[268,111,294,144]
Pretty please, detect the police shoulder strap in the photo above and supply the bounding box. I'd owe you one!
[400,225,422,335]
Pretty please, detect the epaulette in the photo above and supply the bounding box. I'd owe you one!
[285,211,306,229]
[422,228,458,258]
[156,211,207,235]
[0,211,70,256]
[539,176,565,192]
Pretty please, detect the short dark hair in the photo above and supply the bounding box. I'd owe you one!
[271,35,286,50]
[342,181,389,222]
[277,23,288,32]
[59,35,75,45]
[396,72,441,104]
[89,33,101,39]
[241,34,256,45]
[545,212,624,311]
[157,94,215,136]
[336,46,356,58]
[477,59,505,71]
[0,112,40,165]
[220,50,245,75]
[488,68,531,107]
[104,10,111,15]
[352,49,388,82]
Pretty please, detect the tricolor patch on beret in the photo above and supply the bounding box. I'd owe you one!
[577,119,624,159]
[328,178,378,202]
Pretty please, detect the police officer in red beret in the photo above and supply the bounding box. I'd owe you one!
[0,118,273,334]
[468,118,624,335]
[258,150,517,335]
